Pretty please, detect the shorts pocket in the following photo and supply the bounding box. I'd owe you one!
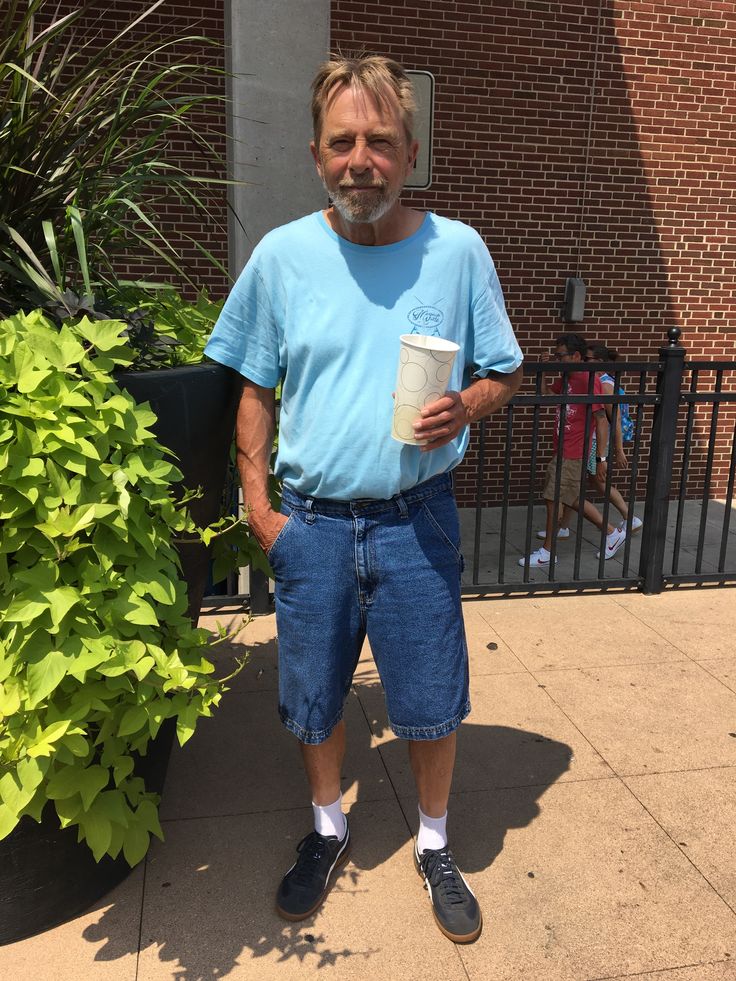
[420,495,462,563]
[267,512,296,563]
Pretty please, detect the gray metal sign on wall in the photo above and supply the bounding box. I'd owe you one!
[405,70,435,190]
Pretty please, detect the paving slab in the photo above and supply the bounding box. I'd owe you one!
[0,864,144,981]
[700,658,736,696]
[357,671,611,801]
[626,767,736,910]
[598,960,736,980]
[160,688,393,821]
[614,588,736,660]
[138,802,467,981]
[444,780,736,981]
[473,594,687,671]
[463,607,528,675]
[199,610,279,693]
[536,661,736,775]
[353,611,527,684]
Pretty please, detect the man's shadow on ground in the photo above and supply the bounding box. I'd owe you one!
[80,636,571,978]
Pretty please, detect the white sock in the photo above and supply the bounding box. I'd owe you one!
[312,794,346,839]
[417,805,448,854]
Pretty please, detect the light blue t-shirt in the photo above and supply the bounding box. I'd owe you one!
[205,211,523,500]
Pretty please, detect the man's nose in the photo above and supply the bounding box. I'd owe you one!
[348,139,372,172]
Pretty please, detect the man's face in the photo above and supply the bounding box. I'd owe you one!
[311,84,418,224]
[554,345,581,363]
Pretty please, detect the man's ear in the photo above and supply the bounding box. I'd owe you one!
[406,139,419,177]
[310,141,323,179]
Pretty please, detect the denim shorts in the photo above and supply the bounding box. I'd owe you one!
[268,472,470,744]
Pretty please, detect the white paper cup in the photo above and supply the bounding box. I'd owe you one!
[391,334,460,445]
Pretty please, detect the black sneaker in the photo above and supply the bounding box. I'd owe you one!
[414,842,482,943]
[276,820,350,920]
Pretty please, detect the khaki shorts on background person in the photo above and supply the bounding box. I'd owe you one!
[543,457,583,507]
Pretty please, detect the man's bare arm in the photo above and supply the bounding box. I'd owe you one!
[593,408,609,482]
[236,380,286,551]
[413,364,523,451]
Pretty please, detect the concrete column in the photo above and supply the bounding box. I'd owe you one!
[224,0,330,277]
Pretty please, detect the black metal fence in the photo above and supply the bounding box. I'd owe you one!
[466,328,736,594]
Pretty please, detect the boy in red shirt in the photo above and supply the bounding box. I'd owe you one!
[519,333,626,569]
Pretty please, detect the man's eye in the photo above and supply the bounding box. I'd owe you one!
[371,139,392,150]
[330,140,352,151]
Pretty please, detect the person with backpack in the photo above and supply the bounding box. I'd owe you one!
[538,341,642,549]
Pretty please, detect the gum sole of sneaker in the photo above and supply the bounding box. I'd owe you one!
[414,850,483,944]
[275,845,350,921]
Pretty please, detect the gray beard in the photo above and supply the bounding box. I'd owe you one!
[325,180,401,224]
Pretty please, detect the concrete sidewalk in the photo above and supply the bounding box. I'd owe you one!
[3,588,736,980]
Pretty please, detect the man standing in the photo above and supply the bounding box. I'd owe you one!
[205,55,523,944]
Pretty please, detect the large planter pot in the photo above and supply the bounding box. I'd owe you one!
[0,720,175,947]
[116,362,243,623]
[0,362,241,946]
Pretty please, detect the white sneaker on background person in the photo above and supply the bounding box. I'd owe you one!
[596,526,627,560]
[518,547,556,568]
[536,527,570,540]
[620,516,642,534]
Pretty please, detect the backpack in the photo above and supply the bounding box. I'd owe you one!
[600,372,634,442]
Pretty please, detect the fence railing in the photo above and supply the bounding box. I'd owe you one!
[466,328,736,595]
[236,329,736,612]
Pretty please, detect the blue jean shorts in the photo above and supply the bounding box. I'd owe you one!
[268,472,470,745]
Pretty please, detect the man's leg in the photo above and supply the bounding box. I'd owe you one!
[521,497,558,566]
[300,720,345,805]
[409,731,456,817]
[574,496,615,534]
[366,476,480,942]
[276,722,350,921]
[589,476,630,524]
[409,730,481,943]
[271,493,358,922]
[542,498,558,552]
[571,495,628,560]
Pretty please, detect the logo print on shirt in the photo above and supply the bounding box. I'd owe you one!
[407,297,445,336]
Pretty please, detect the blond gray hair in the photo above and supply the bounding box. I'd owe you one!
[311,54,416,143]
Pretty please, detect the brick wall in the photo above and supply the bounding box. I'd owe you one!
[30,2,734,505]
[36,0,229,298]
[332,0,736,505]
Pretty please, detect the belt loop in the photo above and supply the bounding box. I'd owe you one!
[305,497,316,524]
[396,493,409,519]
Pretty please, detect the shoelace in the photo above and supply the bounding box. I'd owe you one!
[290,832,332,888]
[419,847,469,906]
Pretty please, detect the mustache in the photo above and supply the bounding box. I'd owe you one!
[337,180,387,190]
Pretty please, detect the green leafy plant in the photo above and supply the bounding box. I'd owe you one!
[119,286,226,369]
[0,310,242,865]
[0,0,234,314]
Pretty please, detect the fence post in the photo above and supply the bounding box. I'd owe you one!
[249,567,271,615]
[639,327,685,594]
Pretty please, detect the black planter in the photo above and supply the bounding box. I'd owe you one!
[0,362,242,946]
[116,362,243,622]
[0,720,176,947]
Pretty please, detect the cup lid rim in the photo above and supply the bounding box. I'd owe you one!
[399,334,460,353]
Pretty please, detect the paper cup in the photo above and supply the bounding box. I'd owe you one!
[391,334,460,445]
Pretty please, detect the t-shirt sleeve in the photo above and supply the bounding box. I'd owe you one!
[468,253,523,378]
[204,259,283,388]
